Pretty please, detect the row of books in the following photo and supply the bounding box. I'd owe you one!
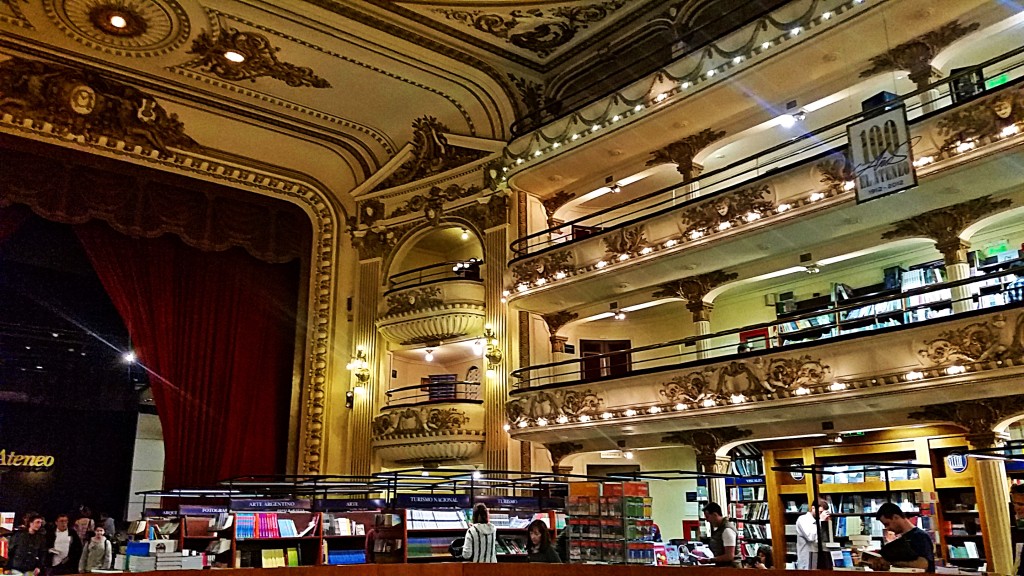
[323,514,366,536]
[498,536,528,555]
[407,509,469,530]
[235,513,316,539]
[730,458,764,476]
[488,513,531,528]
[408,536,455,557]
[114,552,207,572]
[739,522,771,540]
[325,549,366,565]
[821,467,921,484]
[947,542,982,559]
[828,493,919,514]
[730,501,769,520]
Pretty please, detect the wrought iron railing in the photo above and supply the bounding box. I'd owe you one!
[383,380,482,408]
[510,266,1024,389]
[386,259,482,293]
[509,45,1024,258]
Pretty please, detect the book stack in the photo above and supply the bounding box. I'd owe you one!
[115,554,157,572]
[259,548,299,567]
[407,509,468,530]
[407,536,452,557]
[324,514,365,536]
[498,536,526,555]
[326,549,366,565]
[155,552,205,571]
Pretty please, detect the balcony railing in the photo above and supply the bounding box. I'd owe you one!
[511,266,1024,390]
[509,45,1024,258]
[383,381,482,409]
[386,260,482,293]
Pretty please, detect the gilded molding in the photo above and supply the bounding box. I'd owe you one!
[657,353,833,405]
[541,190,576,227]
[543,310,578,353]
[603,225,648,257]
[383,286,443,317]
[816,152,855,193]
[881,196,1013,263]
[908,397,1024,445]
[388,183,482,221]
[185,28,331,88]
[652,270,738,316]
[43,0,190,58]
[936,84,1024,153]
[679,183,775,238]
[506,388,604,423]
[451,193,509,230]
[546,441,584,466]
[860,20,980,87]
[0,56,199,157]
[507,73,551,121]
[647,128,726,180]
[371,407,469,438]
[377,117,489,190]
[433,1,628,59]
[917,313,1024,366]
[1,0,32,28]
[511,249,574,286]
[661,427,751,462]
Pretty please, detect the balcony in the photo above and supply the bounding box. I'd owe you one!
[505,272,1024,444]
[371,380,484,464]
[505,48,1024,313]
[376,260,485,346]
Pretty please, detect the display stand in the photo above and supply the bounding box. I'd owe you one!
[566,480,654,564]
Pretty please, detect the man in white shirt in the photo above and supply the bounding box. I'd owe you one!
[46,514,78,575]
[795,498,829,569]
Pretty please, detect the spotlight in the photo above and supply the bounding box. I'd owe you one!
[503,423,511,431]
[223,50,246,63]
[623,450,634,460]
[424,348,434,362]
[610,185,622,194]
[123,351,136,363]
[109,14,128,29]
[461,229,469,240]
[473,469,482,479]
[614,310,626,321]
[778,114,797,128]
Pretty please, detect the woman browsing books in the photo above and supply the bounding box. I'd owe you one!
[462,504,498,563]
[527,520,561,563]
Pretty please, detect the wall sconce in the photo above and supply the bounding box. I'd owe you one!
[346,346,370,383]
[483,324,502,367]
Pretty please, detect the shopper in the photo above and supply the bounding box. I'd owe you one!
[1009,484,1023,576]
[795,498,829,569]
[861,503,934,572]
[461,503,497,563]
[46,514,81,575]
[78,526,111,573]
[526,520,561,563]
[8,513,46,575]
[699,502,741,567]
[752,545,773,569]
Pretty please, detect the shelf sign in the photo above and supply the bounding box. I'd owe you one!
[790,467,805,481]
[475,496,538,508]
[947,452,969,474]
[229,499,311,510]
[143,509,179,518]
[848,105,917,204]
[395,494,470,508]
[179,505,228,515]
[315,499,386,511]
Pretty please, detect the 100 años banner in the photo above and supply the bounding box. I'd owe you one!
[848,105,918,203]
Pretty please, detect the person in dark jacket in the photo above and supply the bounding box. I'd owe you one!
[9,514,46,575]
[527,520,561,563]
[46,514,82,575]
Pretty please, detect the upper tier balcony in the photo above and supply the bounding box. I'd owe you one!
[505,47,1024,313]
[506,271,1024,447]
[372,380,484,465]
[376,260,485,347]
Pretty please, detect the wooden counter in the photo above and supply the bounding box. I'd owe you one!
[150,565,841,576]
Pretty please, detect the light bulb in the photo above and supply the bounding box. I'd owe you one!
[223,51,246,63]
[109,14,127,28]
[624,450,634,460]
[424,349,434,362]
[123,351,136,363]
[461,229,469,240]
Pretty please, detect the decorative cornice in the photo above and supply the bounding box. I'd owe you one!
[936,83,1024,153]
[377,117,489,190]
[679,183,775,240]
[881,196,1013,263]
[384,286,443,317]
[647,128,726,180]
[816,152,855,193]
[185,28,331,88]
[451,193,509,230]
[388,183,483,220]
[371,406,469,438]
[43,0,190,58]
[542,311,579,335]
[908,397,1024,447]
[0,56,200,157]
[507,73,550,122]
[545,441,584,466]
[542,190,576,227]
[917,313,1024,366]
[0,0,32,29]
[603,225,648,258]
[511,249,574,287]
[860,20,980,87]
[652,270,739,316]
[433,1,628,59]
[506,388,604,423]
[662,427,751,462]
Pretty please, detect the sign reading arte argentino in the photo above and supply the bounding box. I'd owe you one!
[0,449,55,468]
[848,105,917,204]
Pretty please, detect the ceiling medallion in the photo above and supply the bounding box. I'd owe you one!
[185,29,331,88]
[43,0,190,58]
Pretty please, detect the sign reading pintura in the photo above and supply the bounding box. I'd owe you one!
[0,449,55,468]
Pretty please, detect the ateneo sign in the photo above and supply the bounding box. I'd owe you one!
[848,105,917,203]
[0,449,55,468]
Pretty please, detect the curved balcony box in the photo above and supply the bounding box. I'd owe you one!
[371,402,485,464]
[376,279,485,346]
[506,306,1024,441]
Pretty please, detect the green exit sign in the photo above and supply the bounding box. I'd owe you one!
[985,73,1009,90]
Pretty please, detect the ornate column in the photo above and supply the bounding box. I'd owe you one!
[882,196,1013,315]
[663,427,751,510]
[653,270,738,360]
[647,129,725,203]
[483,198,512,471]
[859,21,980,113]
[910,398,1024,576]
[349,257,382,475]
[542,311,578,353]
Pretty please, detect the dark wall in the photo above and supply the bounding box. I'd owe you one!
[0,402,136,522]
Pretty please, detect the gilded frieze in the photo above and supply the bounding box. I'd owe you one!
[384,286,443,317]
[935,84,1024,152]
[678,183,774,237]
[186,28,331,87]
[541,190,576,227]
[860,20,980,87]
[505,388,604,423]
[389,184,482,221]
[816,153,855,193]
[0,56,199,157]
[647,128,727,180]
[602,225,648,258]
[433,2,628,59]
[917,313,1024,366]
[376,117,489,190]
[511,249,574,287]
[371,407,469,438]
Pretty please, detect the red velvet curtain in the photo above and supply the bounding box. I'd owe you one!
[75,221,300,488]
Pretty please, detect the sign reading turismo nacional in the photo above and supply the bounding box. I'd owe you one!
[0,449,55,468]
[848,105,917,203]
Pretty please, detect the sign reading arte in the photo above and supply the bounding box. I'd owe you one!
[848,105,918,204]
[0,449,55,468]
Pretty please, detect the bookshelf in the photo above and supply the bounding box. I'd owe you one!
[321,509,377,565]
[366,511,407,564]
[726,446,769,560]
[567,481,655,564]
[233,511,322,568]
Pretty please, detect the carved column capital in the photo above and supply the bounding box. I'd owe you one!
[909,397,1024,445]
[662,426,751,469]
[698,456,732,475]
[553,465,574,475]
[966,431,1010,450]
[647,129,726,182]
[882,196,1012,263]
[653,270,738,322]
[542,191,576,228]
[550,334,569,353]
[546,441,584,468]
[542,310,578,353]
[859,20,980,89]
